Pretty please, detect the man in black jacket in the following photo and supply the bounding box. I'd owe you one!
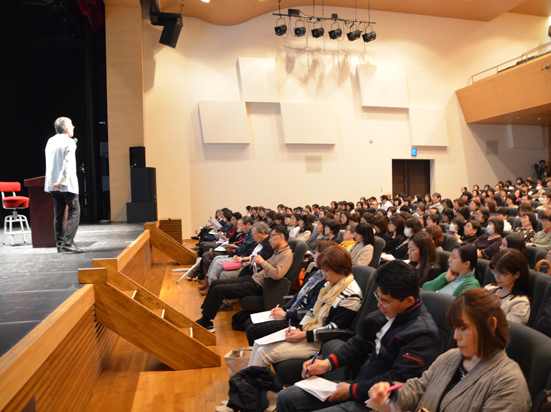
[276,260,443,412]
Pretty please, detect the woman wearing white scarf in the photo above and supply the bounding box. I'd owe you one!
[248,246,363,368]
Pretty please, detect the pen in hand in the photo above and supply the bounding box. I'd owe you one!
[269,304,279,318]
[288,319,292,333]
[302,352,319,379]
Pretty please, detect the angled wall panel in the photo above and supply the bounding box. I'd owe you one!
[280,103,336,145]
[508,125,544,149]
[409,108,449,146]
[198,101,251,144]
[237,57,280,103]
[356,64,409,108]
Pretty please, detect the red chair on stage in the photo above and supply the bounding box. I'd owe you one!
[1,181,32,245]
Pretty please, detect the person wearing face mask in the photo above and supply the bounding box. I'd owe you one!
[473,216,503,259]
[447,217,464,237]
[537,191,551,209]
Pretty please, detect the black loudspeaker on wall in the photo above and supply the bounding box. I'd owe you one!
[130,146,146,168]
[131,168,157,202]
[160,20,182,48]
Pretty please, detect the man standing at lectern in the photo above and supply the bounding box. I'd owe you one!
[44,117,84,253]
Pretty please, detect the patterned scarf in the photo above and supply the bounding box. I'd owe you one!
[302,274,355,331]
[289,269,325,312]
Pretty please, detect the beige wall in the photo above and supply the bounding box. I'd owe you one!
[136,7,548,235]
[105,1,145,222]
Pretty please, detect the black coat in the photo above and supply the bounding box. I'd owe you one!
[227,366,283,412]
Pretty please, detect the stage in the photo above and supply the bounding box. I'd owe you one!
[0,223,144,356]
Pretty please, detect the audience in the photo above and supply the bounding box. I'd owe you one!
[486,249,531,324]
[422,243,480,297]
[368,288,531,412]
[348,222,375,266]
[473,216,503,259]
[408,231,440,285]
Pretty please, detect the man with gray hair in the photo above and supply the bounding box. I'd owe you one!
[44,117,84,253]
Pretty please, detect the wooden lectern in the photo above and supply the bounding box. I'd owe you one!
[24,176,56,248]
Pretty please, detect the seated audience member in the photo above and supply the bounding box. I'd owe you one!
[461,190,473,204]
[528,211,551,249]
[194,210,235,254]
[383,215,408,260]
[448,216,465,236]
[517,202,533,218]
[486,249,530,324]
[506,193,518,208]
[485,200,497,215]
[387,206,397,218]
[339,222,357,250]
[348,222,375,266]
[441,208,454,224]
[425,225,444,252]
[368,288,531,412]
[537,191,551,209]
[425,213,440,227]
[244,240,335,345]
[501,233,527,255]
[308,218,328,252]
[199,221,273,297]
[192,217,247,283]
[266,211,277,228]
[408,231,440,285]
[284,213,293,231]
[340,211,350,228]
[195,225,293,332]
[288,213,301,238]
[457,220,481,244]
[473,216,503,259]
[361,212,375,225]
[496,207,511,231]
[473,207,489,228]
[457,206,471,221]
[248,246,362,367]
[324,219,342,244]
[422,243,480,297]
[431,192,444,213]
[384,217,422,260]
[453,198,465,212]
[276,260,443,412]
[373,215,390,244]
[469,199,481,214]
[293,215,312,243]
[514,212,537,243]
[382,215,406,254]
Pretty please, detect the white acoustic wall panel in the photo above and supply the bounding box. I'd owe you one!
[198,100,251,144]
[508,125,544,149]
[409,108,449,146]
[237,57,280,103]
[280,103,336,145]
[356,64,409,108]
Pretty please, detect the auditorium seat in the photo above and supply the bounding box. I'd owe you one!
[526,246,548,270]
[442,233,457,252]
[370,237,386,268]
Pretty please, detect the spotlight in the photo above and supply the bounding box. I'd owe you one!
[294,27,306,37]
[347,29,362,41]
[362,31,376,43]
[311,27,324,38]
[329,28,342,40]
[275,25,288,36]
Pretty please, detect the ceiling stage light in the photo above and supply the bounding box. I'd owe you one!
[362,31,376,43]
[294,26,306,37]
[329,28,342,40]
[347,29,362,41]
[275,24,288,36]
[311,27,324,38]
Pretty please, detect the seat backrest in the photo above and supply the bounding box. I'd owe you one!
[442,233,457,252]
[352,275,380,333]
[0,182,21,193]
[536,220,544,232]
[437,250,451,273]
[285,239,308,289]
[534,281,551,331]
[506,321,551,400]
[337,230,344,242]
[526,246,548,270]
[537,209,545,219]
[479,258,492,285]
[508,216,518,229]
[527,270,551,326]
[508,207,519,217]
[511,217,522,230]
[420,291,456,350]
[532,200,542,208]
[370,237,386,268]
[349,266,377,330]
[439,222,449,233]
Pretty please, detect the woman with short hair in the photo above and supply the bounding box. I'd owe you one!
[368,288,531,412]
[514,212,537,243]
[473,216,503,259]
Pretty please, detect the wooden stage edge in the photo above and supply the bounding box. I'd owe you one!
[0,224,248,412]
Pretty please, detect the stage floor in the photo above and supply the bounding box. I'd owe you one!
[0,222,144,357]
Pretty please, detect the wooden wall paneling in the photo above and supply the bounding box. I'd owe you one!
[159,219,183,243]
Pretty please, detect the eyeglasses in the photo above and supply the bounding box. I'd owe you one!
[373,291,402,308]
[492,270,511,278]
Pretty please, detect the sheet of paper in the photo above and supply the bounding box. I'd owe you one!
[250,310,276,324]
[294,376,338,401]
[254,328,289,345]
[380,253,396,261]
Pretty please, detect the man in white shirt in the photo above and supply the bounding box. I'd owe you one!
[380,195,391,211]
[44,117,84,253]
